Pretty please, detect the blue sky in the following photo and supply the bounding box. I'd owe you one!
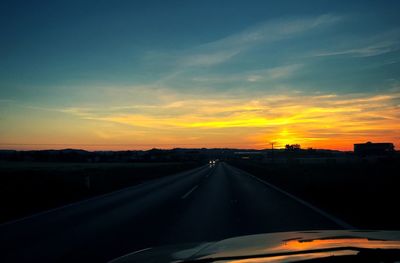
[1,0,400,149]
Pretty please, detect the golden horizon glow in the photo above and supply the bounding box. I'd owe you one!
[1,90,399,151]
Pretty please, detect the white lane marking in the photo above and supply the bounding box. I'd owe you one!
[181,185,199,199]
[228,164,356,230]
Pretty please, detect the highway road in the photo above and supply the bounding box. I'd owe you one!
[0,162,349,263]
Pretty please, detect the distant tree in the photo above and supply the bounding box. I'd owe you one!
[285,144,301,151]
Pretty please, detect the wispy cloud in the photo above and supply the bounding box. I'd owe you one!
[135,14,344,93]
[172,14,342,67]
[314,41,400,57]
[313,29,400,58]
[191,64,303,83]
[247,64,303,82]
[179,50,240,67]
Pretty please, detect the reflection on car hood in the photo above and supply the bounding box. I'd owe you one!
[109,230,400,263]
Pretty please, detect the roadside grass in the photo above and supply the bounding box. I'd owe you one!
[0,161,200,223]
[229,158,400,230]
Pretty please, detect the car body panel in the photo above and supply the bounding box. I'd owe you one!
[109,230,400,263]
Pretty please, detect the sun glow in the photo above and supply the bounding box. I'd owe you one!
[1,91,399,150]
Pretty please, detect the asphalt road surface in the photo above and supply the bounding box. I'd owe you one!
[0,162,348,263]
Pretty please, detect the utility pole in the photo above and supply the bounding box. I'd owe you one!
[270,141,276,164]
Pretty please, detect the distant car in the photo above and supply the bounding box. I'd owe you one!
[109,230,400,262]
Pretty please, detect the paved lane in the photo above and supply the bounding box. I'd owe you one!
[157,162,341,244]
[0,165,212,262]
[0,162,346,263]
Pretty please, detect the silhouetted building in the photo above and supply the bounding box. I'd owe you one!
[354,142,395,156]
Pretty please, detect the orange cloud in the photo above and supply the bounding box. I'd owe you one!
[1,91,399,150]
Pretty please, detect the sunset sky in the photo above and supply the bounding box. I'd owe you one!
[1,0,399,150]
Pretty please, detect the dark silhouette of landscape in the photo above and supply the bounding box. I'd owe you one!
[1,144,398,227]
[0,144,399,262]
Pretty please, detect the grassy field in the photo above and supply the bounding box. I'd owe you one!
[0,161,200,223]
[229,157,400,230]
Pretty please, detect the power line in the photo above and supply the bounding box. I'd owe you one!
[0,142,261,147]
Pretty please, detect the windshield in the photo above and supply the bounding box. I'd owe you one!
[0,1,399,263]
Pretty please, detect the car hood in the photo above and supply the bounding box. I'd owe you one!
[109,230,400,263]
